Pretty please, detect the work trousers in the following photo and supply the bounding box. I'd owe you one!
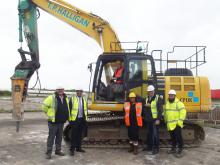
[128,125,139,145]
[47,122,64,153]
[169,125,183,149]
[146,121,159,150]
[70,118,86,151]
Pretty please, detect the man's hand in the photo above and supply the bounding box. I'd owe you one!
[145,103,151,107]
[110,77,116,83]
[155,119,160,125]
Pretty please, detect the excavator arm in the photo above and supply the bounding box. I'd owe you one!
[12,0,122,125]
[11,0,40,124]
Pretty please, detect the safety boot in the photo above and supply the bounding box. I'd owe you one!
[76,148,86,153]
[143,147,152,151]
[133,145,138,155]
[46,154,51,159]
[45,151,52,159]
[55,150,65,156]
[175,148,183,158]
[167,148,176,154]
[46,152,52,159]
[151,149,159,155]
[128,143,134,153]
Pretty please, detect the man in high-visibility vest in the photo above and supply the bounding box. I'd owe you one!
[42,87,70,159]
[112,60,124,84]
[124,92,143,155]
[164,89,186,158]
[107,60,124,100]
[143,85,163,155]
[69,87,88,156]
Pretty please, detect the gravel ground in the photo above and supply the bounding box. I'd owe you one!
[0,112,220,165]
[0,97,43,112]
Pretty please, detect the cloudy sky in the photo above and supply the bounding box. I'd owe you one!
[0,0,219,90]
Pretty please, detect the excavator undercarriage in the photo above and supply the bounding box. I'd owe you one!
[12,0,211,148]
[63,112,205,148]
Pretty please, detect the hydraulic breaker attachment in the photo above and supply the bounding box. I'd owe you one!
[11,78,27,119]
[11,78,26,132]
[11,69,29,132]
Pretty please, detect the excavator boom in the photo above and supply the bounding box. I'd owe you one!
[12,0,121,125]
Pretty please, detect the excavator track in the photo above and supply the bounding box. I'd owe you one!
[81,140,200,149]
[63,112,205,148]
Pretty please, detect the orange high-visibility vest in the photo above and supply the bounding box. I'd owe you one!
[114,67,124,84]
[124,102,143,127]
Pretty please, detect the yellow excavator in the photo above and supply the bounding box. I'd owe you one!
[12,0,211,145]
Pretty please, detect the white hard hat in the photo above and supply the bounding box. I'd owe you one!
[56,86,64,90]
[168,89,176,95]
[147,85,155,92]
[75,86,83,91]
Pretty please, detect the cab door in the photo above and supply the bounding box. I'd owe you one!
[126,54,157,98]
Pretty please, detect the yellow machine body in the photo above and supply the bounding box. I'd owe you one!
[164,76,211,112]
[89,76,211,113]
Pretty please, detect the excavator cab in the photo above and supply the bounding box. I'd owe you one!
[90,53,158,111]
[79,52,159,141]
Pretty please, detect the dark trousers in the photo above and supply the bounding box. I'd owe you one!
[128,125,139,142]
[169,126,183,149]
[47,122,64,153]
[146,121,159,150]
[70,118,85,151]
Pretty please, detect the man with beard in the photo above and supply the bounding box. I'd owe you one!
[164,89,186,158]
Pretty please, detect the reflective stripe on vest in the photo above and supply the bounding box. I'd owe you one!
[124,102,143,127]
[164,98,185,131]
[146,95,159,119]
[70,96,88,121]
[50,95,56,122]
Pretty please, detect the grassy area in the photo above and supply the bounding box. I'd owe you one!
[0,109,42,113]
[0,109,7,113]
[0,90,11,97]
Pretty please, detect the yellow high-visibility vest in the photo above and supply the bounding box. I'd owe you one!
[164,98,186,131]
[42,95,70,122]
[69,96,88,121]
[146,95,159,119]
